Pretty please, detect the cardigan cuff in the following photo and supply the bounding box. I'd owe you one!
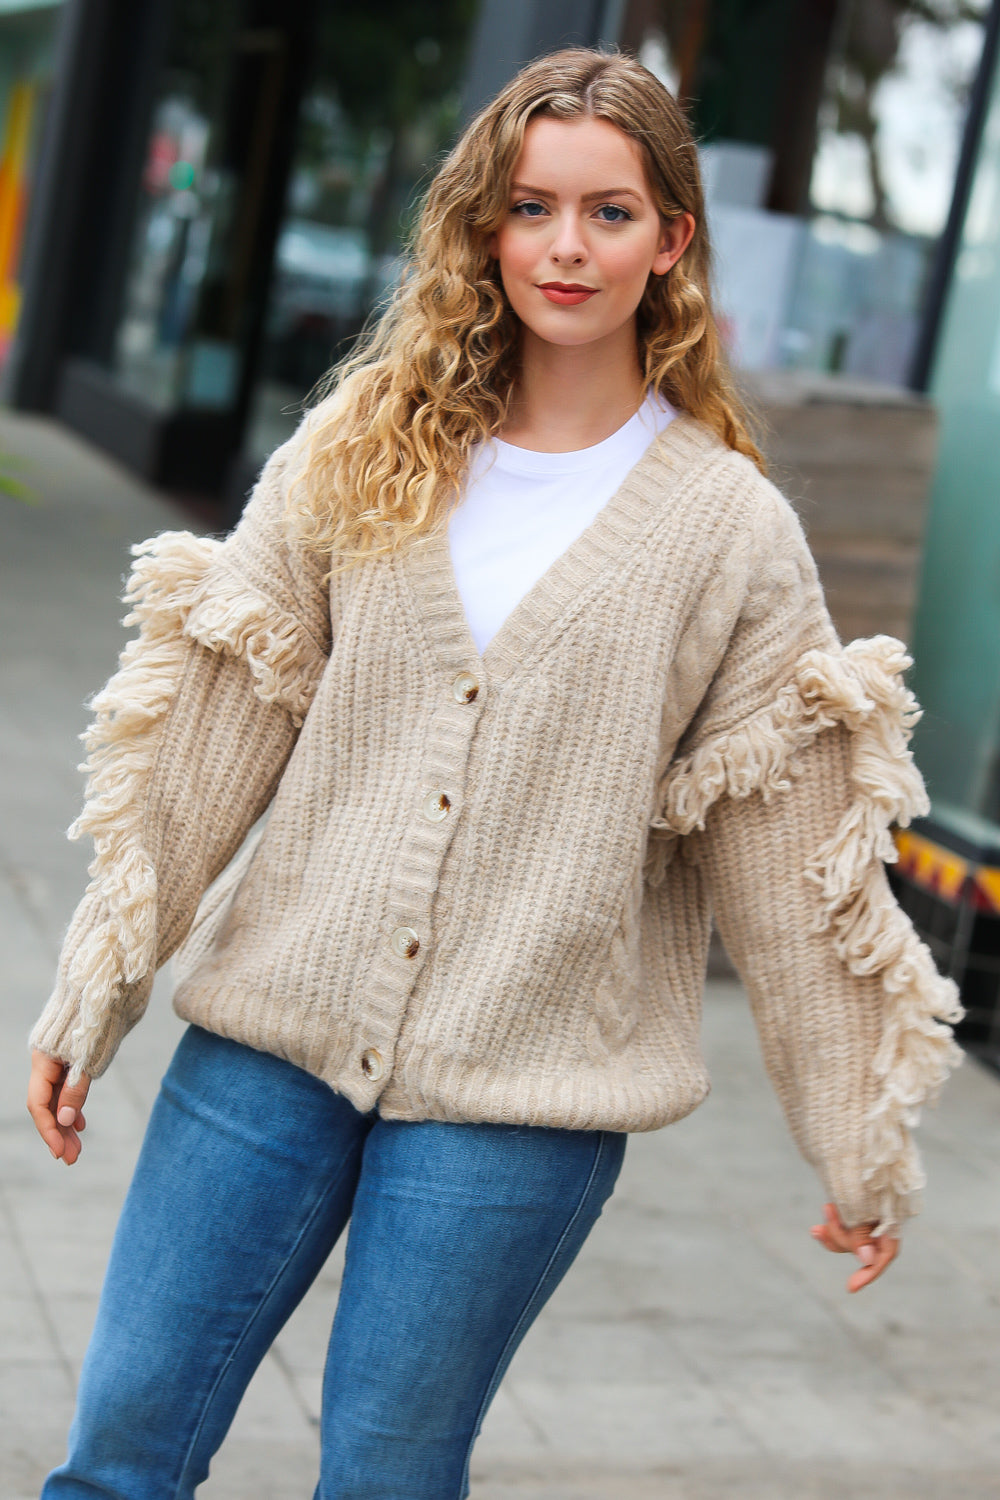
[28,893,153,1082]
[29,979,146,1084]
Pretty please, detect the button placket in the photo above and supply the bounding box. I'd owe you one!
[357,661,484,1101]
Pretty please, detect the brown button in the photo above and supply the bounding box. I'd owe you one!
[452,672,480,704]
[422,790,451,823]
[360,1047,384,1081]
[390,926,420,959]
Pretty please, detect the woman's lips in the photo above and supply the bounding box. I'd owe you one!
[538,283,598,305]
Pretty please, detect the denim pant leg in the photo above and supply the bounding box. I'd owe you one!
[317,1117,627,1500]
[43,1026,373,1500]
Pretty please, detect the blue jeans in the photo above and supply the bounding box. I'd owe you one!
[44,1026,626,1499]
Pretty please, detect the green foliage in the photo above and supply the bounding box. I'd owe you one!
[0,453,37,504]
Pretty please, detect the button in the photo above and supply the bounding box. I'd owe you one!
[390,925,420,958]
[452,672,480,704]
[422,790,451,822]
[360,1047,384,1081]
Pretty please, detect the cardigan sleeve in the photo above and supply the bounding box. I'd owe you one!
[656,479,963,1239]
[29,433,331,1083]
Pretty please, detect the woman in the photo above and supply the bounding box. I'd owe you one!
[27,45,961,1500]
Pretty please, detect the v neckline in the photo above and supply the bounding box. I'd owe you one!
[398,414,721,688]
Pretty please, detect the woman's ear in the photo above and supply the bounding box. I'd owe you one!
[651,212,696,276]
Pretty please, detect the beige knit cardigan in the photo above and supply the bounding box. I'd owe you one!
[31,413,962,1236]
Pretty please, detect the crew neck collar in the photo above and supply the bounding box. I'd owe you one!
[487,393,672,475]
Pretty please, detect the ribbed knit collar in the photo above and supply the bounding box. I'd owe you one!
[399,414,724,688]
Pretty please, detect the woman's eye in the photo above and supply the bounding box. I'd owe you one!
[513,200,547,217]
[596,204,632,223]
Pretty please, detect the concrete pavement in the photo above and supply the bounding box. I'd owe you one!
[2,409,999,1499]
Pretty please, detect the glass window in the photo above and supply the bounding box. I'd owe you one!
[112,0,281,413]
[911,53,1000,812]
[246,1,478,461]
[627,0,990,385]
[782,0,989,383]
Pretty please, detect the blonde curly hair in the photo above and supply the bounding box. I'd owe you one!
[288,46,764,564]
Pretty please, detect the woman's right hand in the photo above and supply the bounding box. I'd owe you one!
[27,1049,90,1164]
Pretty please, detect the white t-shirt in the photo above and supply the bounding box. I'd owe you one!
[448,393,676,656]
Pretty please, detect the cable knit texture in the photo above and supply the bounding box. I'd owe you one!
[31,414,961,1235]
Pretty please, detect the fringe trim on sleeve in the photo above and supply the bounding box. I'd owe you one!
[183,563,325,728]
[655,634,964,1234]
[57,530,325,1080]
[658,636,925,835]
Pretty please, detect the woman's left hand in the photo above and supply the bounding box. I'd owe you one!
[810,1201,899,1293]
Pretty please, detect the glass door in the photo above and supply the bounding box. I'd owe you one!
[246,0,479,462]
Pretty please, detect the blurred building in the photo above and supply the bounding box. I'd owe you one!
[1,0,998,815]
[0,1,62,368]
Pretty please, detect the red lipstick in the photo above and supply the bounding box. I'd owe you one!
[538,282,598,305]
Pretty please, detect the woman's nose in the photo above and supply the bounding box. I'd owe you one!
[549,213,587,264]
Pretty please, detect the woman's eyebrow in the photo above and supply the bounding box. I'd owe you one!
[510,182,643,201]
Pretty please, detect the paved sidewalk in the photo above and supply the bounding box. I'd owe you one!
[2,410,999,1500]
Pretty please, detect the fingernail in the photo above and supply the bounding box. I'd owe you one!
[57,1106,76,1126]
[857,1244,876,1266]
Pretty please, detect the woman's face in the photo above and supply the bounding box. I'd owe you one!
[490,115,694,356]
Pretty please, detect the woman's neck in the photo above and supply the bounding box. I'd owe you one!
[500,327,646,453]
